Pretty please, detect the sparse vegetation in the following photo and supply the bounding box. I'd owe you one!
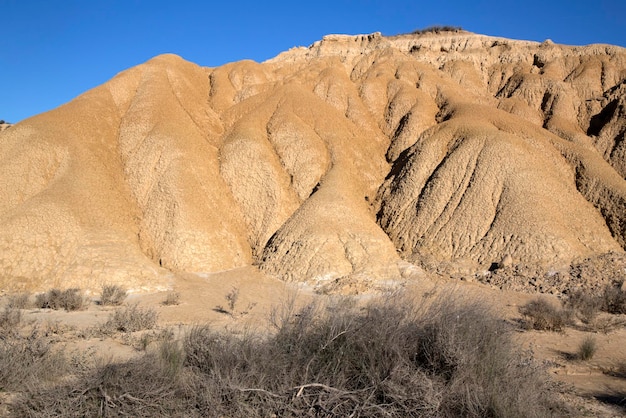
[12,293,566,417]
[519,298,571,331]
[0,306,22,336]
[226,286,239,311]
[411,25,463,35]
[103,303,158,333]
[0,326,67,393]
[565,289,602,324]
[162,290,180,306]
[12,340,187,416]
[35,288,88,311]
[99,284,127,306]
[6,292,31,309]
[577,335,597,361]
[566,281,626,317]
[601,281,626,314]
[215,286,256,318]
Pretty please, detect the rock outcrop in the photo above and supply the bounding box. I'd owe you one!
[1,31,626,291]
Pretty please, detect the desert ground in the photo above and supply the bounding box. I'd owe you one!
[1,266,626,416]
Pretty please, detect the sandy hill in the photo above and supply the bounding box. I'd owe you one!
[2,30,626,292]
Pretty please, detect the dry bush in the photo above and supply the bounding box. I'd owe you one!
[215,286,256,318]
[412,25,463,35]
[577,336,597,361]
[601,281,626,314]
[11,293,568,417]
[100,284,127,306]
[35,288,88,311]
[565,289,602,324]
[519,298,571,331]
[6,292,31,309]
[11,339,191,417]
[162,291,180,306]
[0,327,67,392]
[103,303,158,333]
[183,294,566,417]
[0,306,22,336]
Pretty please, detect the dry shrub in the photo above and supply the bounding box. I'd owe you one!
[103,303,158,333]
[183,294,566,417]
[602,281,626,314]
[35,288,88,311]
[162,291,180,306]
[6,292,31,309]
[0,306,22,336]
[100,284,127,306]
[565,289,602,324]
[0,327,67,392]
[12,293,568,417]
[12,339,190,417]
[412,25,463,35]
[577,336,597,361]
[519,298,571,331]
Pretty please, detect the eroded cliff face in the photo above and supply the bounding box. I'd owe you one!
[1,31,625,291]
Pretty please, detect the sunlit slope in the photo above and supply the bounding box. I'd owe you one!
[1,31,625,290]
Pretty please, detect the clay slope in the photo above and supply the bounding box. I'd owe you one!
[1,31,626,291]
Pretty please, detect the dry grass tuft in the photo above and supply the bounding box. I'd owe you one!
[102,303,158,333]
[162,291,181,306]
[577,336,597,361]
[99,284,127,306]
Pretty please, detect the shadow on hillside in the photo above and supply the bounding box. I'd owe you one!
[594,392,626,412]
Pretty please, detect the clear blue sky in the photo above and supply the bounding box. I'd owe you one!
[1,0,624,123]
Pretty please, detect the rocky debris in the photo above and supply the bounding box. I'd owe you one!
[473,252,626,296]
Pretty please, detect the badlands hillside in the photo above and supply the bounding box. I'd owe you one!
[1,30,626,293]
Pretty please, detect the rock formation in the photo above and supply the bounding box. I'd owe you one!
[1,30,625,291]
